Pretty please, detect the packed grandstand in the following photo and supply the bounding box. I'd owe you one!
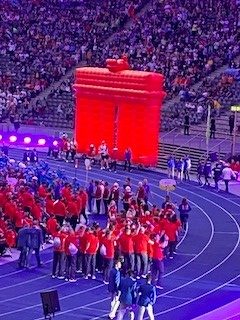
[0,1,240,320]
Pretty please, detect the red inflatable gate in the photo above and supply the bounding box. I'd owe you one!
[74,59,166,166]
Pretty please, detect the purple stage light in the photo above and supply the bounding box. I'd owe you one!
[0,135,2,141]
[38,138,46,146]
[53,140,58,147]
[24,137,31,144]
[9,135,17,143]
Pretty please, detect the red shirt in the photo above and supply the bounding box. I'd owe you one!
[4,201,17,220]
[164,222,180,241]
[54,231,68,252]
[101,235,115,259]
[21,191,34,209]
[85,233,99,255]
[79,191,88,208]
[65,233,78,255]
[61,187,72,202]
[134,233,149,254]
[152,241,164,260]
[32,203,42,221]
[119,233,134,254]
[38,185,47,198]
[0,192,6,208]
[67,201,78,216]
[46,198,54,215]
[78,231,87,253]
[53,200,66,217]
[47,217,58,235]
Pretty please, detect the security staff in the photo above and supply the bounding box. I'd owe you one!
[137,274,156,320]
[108,259,122,320]
[116,270,137,320]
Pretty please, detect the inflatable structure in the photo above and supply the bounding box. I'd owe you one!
[74,58,166,166]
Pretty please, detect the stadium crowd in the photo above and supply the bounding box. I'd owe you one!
[0,0,239,128]
[0,0,146,124]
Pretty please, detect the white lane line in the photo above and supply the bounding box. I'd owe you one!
[0,280,69,304]
[0,258,53,280]
[214,232,239,235]
[0,284,105,318]
[162,295,192,301]
[150,274,240,318]
[192,298,240,320]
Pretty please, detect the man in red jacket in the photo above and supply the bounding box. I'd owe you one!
[84,228,99,279]
[134,226,150,278]
[119,226,135,273]
[53,197,66,226]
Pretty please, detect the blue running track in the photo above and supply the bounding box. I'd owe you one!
[0,149,239,320]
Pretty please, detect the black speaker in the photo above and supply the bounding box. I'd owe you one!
[40,290,60,318]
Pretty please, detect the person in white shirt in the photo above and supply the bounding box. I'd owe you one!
[222,164,236,193]
[98,141,109,170]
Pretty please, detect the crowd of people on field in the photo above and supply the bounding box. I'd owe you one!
[167,153,239,193]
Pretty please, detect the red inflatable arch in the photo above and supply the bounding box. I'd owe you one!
[74,58,166,166]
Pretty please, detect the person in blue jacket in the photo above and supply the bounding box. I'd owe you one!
[203,158,212,186]
[108,259,122,320]
[137,274,156,320]
[17,224,30,268]
[116,270,137,320]
[26,220,43,268]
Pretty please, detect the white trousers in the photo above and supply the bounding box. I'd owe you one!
[137,304,155,320]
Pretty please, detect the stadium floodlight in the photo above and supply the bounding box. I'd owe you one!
[9,135,17,143]
[24,137,31,144]
[38,138,46,146]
